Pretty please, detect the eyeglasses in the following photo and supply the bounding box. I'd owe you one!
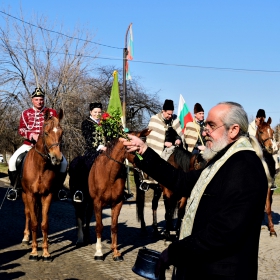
[203,124,225,135]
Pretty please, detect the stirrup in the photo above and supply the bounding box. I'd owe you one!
[58,189,68,201]
[73,191,83,203]
[139,182,149,192]
[270,184,278,191]
[7,189,18,201]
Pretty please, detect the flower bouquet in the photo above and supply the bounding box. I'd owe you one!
[96,110,128,139]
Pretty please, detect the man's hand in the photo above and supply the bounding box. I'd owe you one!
[120,134,148,154]
[32,133,39,142]
[175,139,181,146]
[164,141,173,148]
[155,248,170,279]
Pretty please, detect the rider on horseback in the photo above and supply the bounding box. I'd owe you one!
[73,102,133,203]
[7,88,68,201]
[141,99,185,191]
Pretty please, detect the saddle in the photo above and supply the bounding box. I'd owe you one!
[15,151,28,180]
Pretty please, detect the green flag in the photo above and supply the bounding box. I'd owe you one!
[107,71,123,117]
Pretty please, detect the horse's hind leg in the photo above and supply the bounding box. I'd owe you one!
[266,190,277,237]
[111,202,123,261]
[22,192,30,245]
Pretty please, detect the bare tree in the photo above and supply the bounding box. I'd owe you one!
[0,10,163,163]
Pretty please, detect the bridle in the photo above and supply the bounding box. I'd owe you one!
[257,129,274,150]
[35,118,62,160]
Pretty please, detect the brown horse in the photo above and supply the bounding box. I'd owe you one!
[135,147,206,239]
[86,129,150,262]
[21,109,64,261]
[256,117,277,237]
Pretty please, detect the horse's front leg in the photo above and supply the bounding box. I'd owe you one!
[26,193,39,261]
[94,201,104,260]
[175,197,187,239]
[151,184,162,236]
[266,189,277,237]
[111,201,123,261]
[22,192,30,245]
[41,194,53,261]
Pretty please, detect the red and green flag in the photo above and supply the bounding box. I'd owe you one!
[177,94,193,133]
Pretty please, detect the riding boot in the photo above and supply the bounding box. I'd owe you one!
[57,171,68,201]
[7,170,19,201]
[123,189,134,201]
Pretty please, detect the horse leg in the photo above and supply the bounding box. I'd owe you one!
[266,189,277,237]
[134,170,146,233]
[175,197,187,239]
[41,194,52,262]
[25,193,39,261]
[84,199,93,245]
[94,202,104,261]
[151,184,162,236]
[22,192,30,245]
[111,202,124,261]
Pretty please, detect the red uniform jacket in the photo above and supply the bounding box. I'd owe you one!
[18,107,57,146]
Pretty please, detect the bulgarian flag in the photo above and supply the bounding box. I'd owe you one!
[177,94,193,133]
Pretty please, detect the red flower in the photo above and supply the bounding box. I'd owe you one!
[102,112,110,120]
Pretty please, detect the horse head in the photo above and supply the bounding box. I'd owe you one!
[42,109,63,165]
[256,116,274,154]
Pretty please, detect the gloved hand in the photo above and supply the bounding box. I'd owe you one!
[155,247,170,280]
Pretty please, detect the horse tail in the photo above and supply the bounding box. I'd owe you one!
[249,135,274,188]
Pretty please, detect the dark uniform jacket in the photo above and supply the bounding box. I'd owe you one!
[134,141,267,280]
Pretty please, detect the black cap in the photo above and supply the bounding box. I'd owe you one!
[31,88,45,98]
[256,109,266,118]
[162,99,174,110]
[89,102,102,111]
[194,103,204,114]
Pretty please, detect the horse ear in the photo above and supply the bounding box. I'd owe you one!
[44,109,50,121]
[58,109,63,121]
[267,117,272,125]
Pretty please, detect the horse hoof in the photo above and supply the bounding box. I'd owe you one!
[29,255,39,261]
[42,256,52,262]
[94,255,104,261]
[270,232,277,237]
[22,240,29,246]
[113,255,124,262]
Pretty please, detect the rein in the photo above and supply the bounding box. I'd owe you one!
[103,151,128,166]
[257,131,273,149]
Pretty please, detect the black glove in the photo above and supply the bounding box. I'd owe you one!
[155,247,170,280]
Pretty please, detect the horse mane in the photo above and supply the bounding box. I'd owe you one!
[248,135,273,188]
[105,138,120,154]
[173,147,192,172]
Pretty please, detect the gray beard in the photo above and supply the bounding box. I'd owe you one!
[202,132,229,161]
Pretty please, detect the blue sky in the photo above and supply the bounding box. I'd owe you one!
[1,1,280,125]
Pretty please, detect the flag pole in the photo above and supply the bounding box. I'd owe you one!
[123,23,132,196]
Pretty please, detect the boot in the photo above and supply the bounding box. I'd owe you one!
[56,171,68,201]
[7,170,19,201]
[123,191,134,201]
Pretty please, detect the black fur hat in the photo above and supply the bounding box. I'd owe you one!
[31,88,45,98]
[194,103,204,114]
[89,102,102,111]
[256,109,266,118]
[163,99,174,110]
